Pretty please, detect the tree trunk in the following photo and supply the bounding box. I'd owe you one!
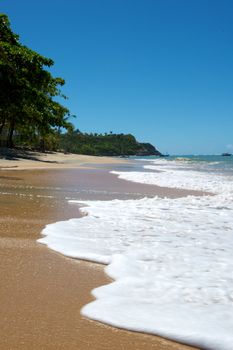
[0,116,6,135]
[7,117,15,148]
[0,118,6,147]
[39,138,45,152]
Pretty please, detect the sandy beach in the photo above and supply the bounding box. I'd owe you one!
[0,149,129,170]
[0,153,200,350]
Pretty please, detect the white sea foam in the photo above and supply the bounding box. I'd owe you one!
[38,159,233,350]
[111,158,233,193]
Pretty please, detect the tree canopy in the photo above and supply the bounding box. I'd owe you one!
[0,13,73,149]
[58,131,161,156]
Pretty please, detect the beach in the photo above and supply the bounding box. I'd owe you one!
[0,153,200,350]
[2,1,232,348]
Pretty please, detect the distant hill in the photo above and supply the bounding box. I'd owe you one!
[59,131,162,157]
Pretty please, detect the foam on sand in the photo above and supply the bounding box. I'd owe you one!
[38,159,233,350]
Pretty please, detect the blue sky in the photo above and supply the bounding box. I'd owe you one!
[1,0,233,154]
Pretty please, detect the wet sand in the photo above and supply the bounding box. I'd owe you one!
[0,165,200,350]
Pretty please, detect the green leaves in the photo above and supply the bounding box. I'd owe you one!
[58,131,156,156]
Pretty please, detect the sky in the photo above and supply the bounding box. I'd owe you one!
[1,0,233,154]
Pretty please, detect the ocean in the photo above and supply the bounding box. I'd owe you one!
[38,155,233,350]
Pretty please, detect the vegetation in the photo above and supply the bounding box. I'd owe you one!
[0,13,73,149]
[58,131,161,156]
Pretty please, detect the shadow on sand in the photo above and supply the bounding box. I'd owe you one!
[0,147,59,164]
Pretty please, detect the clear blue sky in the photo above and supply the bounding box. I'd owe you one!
[2,0,233,154]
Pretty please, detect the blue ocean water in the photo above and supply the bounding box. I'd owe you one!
[132,155,233,176]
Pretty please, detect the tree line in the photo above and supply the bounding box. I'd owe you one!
[59,130,161,156]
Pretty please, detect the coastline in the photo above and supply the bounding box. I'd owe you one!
[0,155,200,350]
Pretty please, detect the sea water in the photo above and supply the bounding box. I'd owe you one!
[38,155,233,350]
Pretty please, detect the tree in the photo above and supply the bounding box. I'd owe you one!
[0,13,73,149]
[58,131,161,156]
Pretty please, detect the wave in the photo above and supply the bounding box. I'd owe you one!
[38,158,233,350]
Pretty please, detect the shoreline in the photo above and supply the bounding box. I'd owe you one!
[0,157,200,350]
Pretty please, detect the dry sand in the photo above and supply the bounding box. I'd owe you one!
[0,155,200,350]
[0,150,128,170]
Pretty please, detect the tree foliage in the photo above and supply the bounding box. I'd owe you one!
[59,131,161,156]
[0,13,73,149]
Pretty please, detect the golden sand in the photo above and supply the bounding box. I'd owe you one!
[0,158,200,350]
[0,151,128,170]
